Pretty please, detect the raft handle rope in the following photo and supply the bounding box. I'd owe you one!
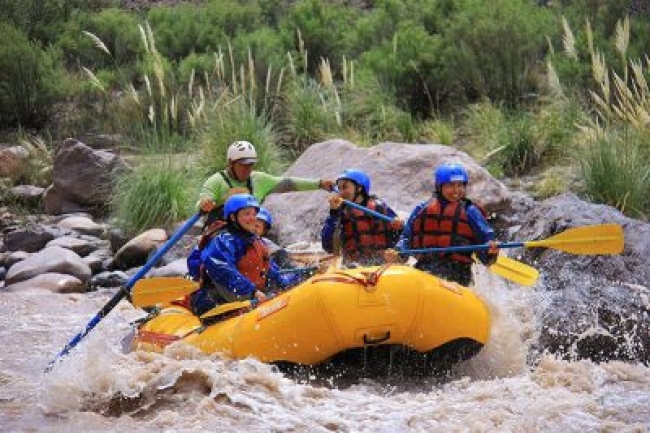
[311,264,392,292]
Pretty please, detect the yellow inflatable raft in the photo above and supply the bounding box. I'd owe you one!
[132,265,490,368]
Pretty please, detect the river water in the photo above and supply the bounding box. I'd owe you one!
[1,266,648,432]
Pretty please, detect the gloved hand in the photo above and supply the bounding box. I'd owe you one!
[319,179,335,191]
[199,198,216,212]
[328,194,343,210]
[389,218,404,230]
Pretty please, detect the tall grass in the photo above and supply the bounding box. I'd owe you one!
[81,22,206,152]
[581,131,649,219]
[111,161,195,235]
[554,16,650,219]
[197,42,286,175]
[200,97,282,175]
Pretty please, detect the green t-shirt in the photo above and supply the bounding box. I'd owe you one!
[197,170,320,210]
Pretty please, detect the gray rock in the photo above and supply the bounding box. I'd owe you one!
[57,215,106,237]
[5,246,92,285]
[50,138,128,209]
[515,193,650,364]
[5,251,31,268]
[90,271,128,289]
[3,225,59,252]
[42,185,92,215]
[46,236,95,257]
[10,185,45,206]
[150,258,188,277]
[265,140,511,245]
[4,272,85,293]
[113,228,168,270]
[83,254,105,274]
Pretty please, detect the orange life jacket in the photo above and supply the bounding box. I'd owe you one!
[236,237,271,290]
[410,198,485,264]
[341,197,396,261]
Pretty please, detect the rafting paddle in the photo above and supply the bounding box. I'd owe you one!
[401,224,624,256]
[46,212,202,372]
[131,276,199,308]
[480,254,539,286]
[129,266,319,308]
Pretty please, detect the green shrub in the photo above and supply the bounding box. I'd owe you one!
[493,112,540,175]
[147,1,263,60]
[280,0,358,75]
[417,118,455,145]
[57,9,142,71]
[445,0,555,107]
[581,131,650,220]
[536,98,582,160]
[461,101,506,157]
[0,0,116,45]
[0,23,67,129]
[112,160,194,235]
[362,25,449,116]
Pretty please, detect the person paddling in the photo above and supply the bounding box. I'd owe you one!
[187,140,334,279]
[188,194,300,316]
[384,162,498,285]
[321,169,403,267]
[197,140,334,235]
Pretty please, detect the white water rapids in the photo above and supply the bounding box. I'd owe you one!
[1,265,648,432]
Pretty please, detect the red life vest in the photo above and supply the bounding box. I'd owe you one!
[410,198,485,264]
[237,237,271,290]
[340,197,396,261]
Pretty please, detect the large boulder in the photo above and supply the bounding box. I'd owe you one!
[515,193,650,364]
[46,138,128,214]
[265,140,511,245]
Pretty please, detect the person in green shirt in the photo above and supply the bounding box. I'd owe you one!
[197,140,334,238]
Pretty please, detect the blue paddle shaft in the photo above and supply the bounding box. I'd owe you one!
[343,200,394,223]
[401,241,524,255]
[46,212,202,371]
[340,199,520,255]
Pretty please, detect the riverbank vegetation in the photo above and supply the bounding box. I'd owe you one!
[1,0,649,231]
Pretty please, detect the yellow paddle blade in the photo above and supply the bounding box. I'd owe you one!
[200,300,252,320]
[490,254,539,287]
[131,277,198,308]
[525,224,624,255]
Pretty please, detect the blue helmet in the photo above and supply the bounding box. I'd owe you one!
[336,169,371,195]
[256,207,273,229]
[434,162,469,188]
[224,193,260,220]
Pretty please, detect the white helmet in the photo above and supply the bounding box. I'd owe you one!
[227,140,257,164]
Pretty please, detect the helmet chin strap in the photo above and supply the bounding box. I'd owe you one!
[227,161,240,181]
